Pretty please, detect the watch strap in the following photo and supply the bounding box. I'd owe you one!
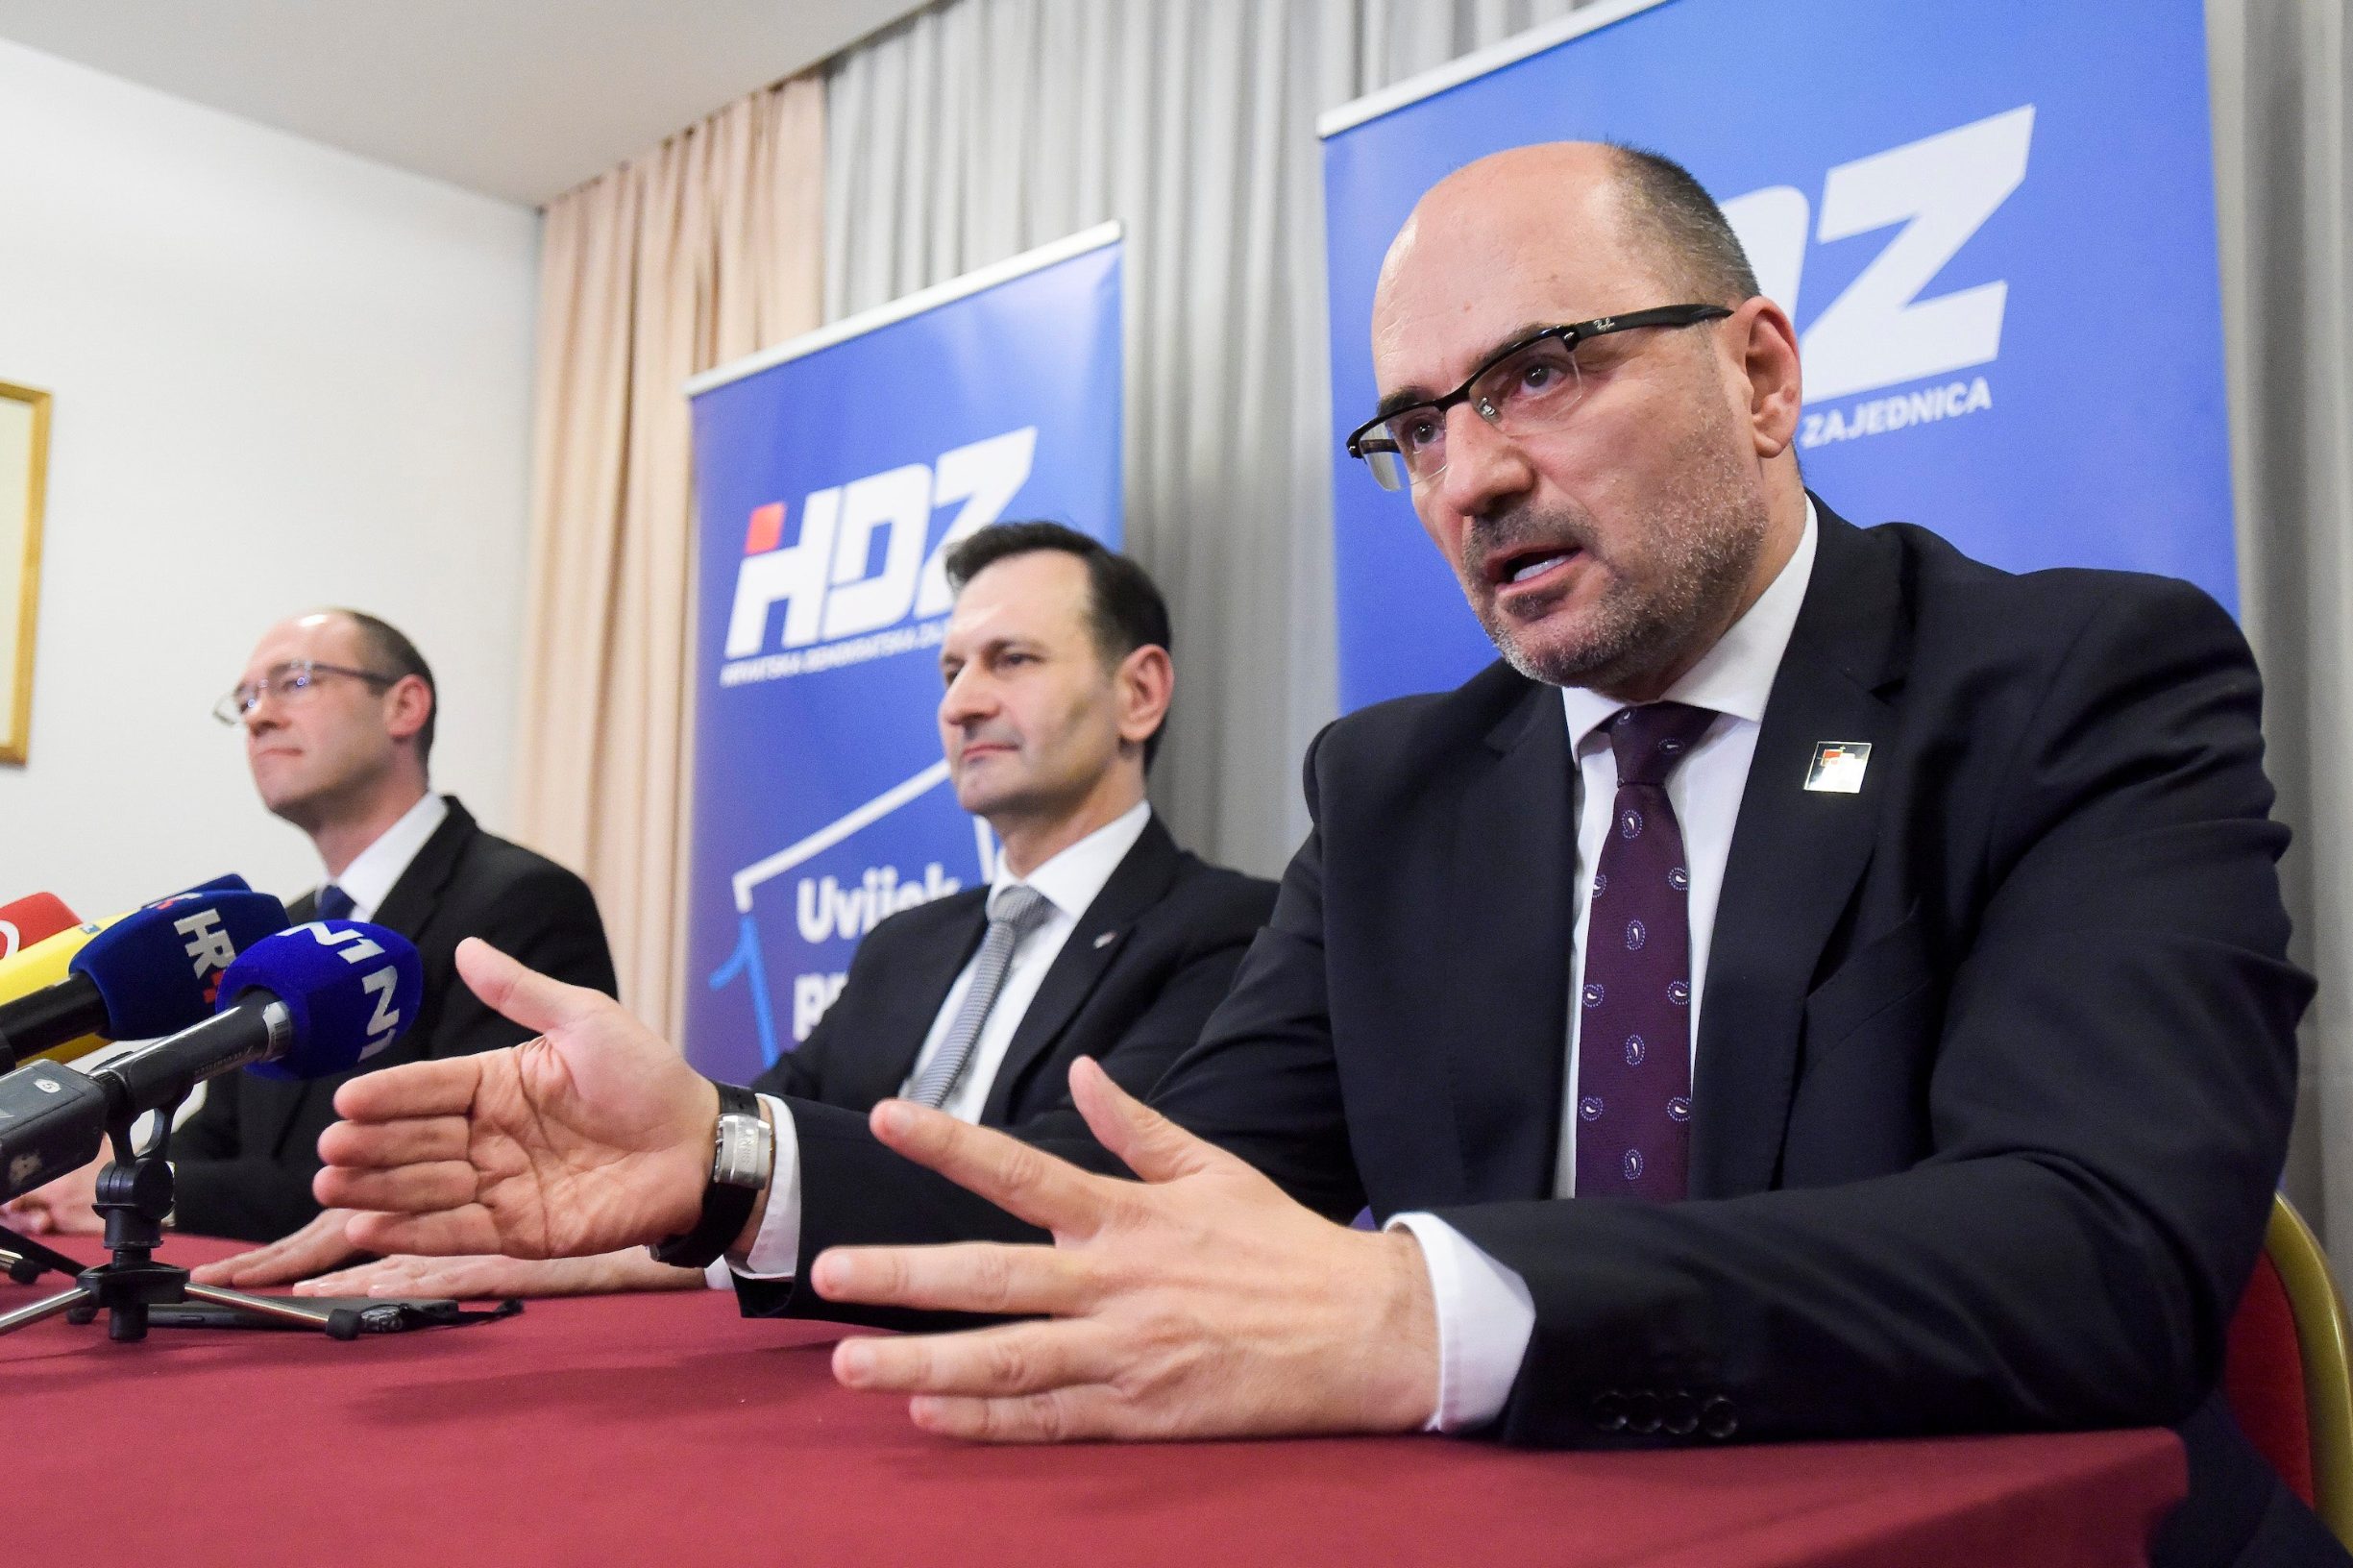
[649,1082,767,1269]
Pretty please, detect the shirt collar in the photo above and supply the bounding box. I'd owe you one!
[1559,498,1820,748]
[993,798,1153,922]
[329,792,449,919]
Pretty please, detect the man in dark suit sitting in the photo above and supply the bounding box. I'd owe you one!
[314,146,2323,1563]
[277,525,1274,1300]
[4,609,619,1251]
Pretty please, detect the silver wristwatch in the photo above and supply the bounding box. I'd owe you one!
[647,1085,774,1268]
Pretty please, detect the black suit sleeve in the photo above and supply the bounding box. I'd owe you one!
[732,881,1270,1330]
[172,1039,309,1242]
[1122,812,1367,1221]
[1438,579,2303,1444]
[171,861,616,1242]
[170,1085,325,1243]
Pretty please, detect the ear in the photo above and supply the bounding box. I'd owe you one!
[1729,296,1803,459]
[381,674,433,747]
[1114,644,1173,753]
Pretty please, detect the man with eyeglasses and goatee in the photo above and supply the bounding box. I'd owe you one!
[3,609,615,1250]
[314,144,2322,1566]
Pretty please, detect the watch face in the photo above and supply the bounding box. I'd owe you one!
[714,1112,774,1188]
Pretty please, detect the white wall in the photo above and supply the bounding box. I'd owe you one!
[0,39,541,918]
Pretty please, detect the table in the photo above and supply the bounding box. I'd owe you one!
[2,1237,2184,1567]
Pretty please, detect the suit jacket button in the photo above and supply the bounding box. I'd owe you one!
[1589,1391,1628,1433]
[1626,1389,1663,1436]
[1662,1391,1700,1437]
[1700,1396,1738,1440]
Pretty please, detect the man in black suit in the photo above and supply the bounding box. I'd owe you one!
[313,145,2318,1561]
[285,526,1272,1302]
[4,609,616,1251]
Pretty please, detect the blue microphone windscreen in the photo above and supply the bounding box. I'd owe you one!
[221,920,424,1080]
[69,890,291,1039]
[174,875,252,895]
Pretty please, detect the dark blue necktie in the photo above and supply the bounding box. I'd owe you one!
[315,883,355,922]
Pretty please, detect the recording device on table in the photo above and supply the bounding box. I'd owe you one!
[0,896,508,1342]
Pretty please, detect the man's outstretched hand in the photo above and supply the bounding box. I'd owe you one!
[190,1209,362,1286]
[813,1056,1440,1442]
[314,937,721,1262]
[292,1249,702,1300]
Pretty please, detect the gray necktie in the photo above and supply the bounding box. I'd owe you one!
[906,884,1054,1109]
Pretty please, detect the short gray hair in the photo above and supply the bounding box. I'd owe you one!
[1606,142,1759,306]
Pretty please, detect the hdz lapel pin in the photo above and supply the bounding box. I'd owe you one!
[1093,930,1118,949]
[1804,741,1872,795]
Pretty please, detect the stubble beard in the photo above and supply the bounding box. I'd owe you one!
[1468,429,1772,695]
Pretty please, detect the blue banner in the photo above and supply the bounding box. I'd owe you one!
[683,228,1123,1083]
[1322,0,2233,710]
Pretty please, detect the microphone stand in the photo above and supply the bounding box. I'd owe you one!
[0,1094,364,1341]
[0,1222,102,1286]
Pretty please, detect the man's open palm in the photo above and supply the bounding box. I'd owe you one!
[315,938,718,1261]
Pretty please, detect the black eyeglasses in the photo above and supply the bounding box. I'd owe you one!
[1345,304,1734,492]
[214,660,401,725]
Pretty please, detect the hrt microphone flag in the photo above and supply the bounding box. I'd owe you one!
[0,886,288,1068]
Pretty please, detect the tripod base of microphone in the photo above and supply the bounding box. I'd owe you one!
[0,1269,367,1341]
[0,1222,100,1285]
[0,1103,368,1342]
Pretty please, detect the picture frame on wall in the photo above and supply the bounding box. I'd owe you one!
[0,380,50,767]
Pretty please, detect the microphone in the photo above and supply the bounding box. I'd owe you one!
[0,894,79,961]
[0,920,423,1204]
[0,886,288,1069]
[0,877,255,1009]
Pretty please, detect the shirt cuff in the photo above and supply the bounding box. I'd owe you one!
[1386,1212,1536,1433]
[713,1093,801,1286]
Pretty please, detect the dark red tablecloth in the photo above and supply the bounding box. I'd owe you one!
[2,1237,2183,1566]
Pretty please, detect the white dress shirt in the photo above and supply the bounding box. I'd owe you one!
[726,799,1155,1281]
[325,792,449,921]
[1390,502,1821,1431]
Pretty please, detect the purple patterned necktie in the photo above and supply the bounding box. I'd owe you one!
[1573,701,1718,1201]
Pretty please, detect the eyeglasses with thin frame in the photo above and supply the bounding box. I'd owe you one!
[1345,303,1735,493]
[213,660,401,726]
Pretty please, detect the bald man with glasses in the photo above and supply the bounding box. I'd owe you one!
[5,609,616,1250]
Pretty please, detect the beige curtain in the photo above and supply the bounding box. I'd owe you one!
[513,78,825,1032]
[2211,0,2353,1257]
[821,0,1583,880]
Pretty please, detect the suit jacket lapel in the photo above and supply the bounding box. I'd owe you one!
[982,816,1183,1124]
[368,796,477,943]
[1442,682,1577,1204]
[257,798,477,1161]
[1693,502,1909,1198]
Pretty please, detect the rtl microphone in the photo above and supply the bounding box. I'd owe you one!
[0,886,287,1069]
[0,920,422,1203]
[0,894,80,961]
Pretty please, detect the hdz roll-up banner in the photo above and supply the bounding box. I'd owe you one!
[683,224,1123,1083]
[1322,0,2235,710]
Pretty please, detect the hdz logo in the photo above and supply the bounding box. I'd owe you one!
[1715,106,2034,448]
[721,427,1036,686]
